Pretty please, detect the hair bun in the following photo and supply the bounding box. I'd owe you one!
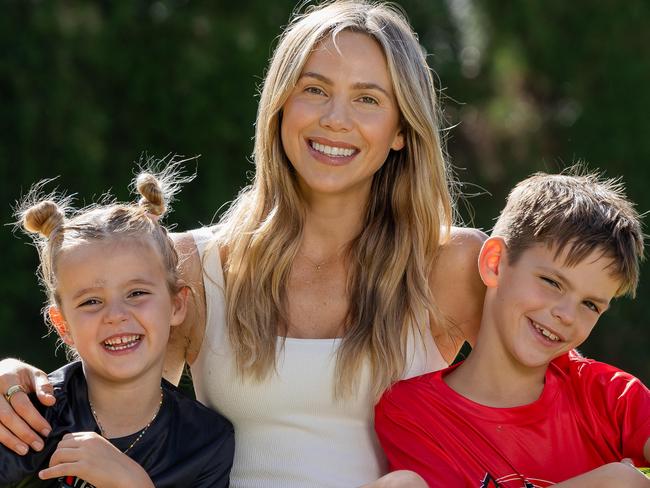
[136,172,166,216]
[23,200,65,238]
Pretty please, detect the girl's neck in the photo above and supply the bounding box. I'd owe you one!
[85,370,163,439]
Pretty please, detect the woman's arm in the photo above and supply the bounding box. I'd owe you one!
[360,471,428,488]
[552,462,650,487]
[164,231,207,384]
[0,359,53,454]
[430,226,487,364]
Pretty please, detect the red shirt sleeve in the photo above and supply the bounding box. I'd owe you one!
[569,354,650,465]
[375,386,465,487]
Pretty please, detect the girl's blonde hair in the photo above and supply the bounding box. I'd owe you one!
[17,160,192,353]
[218,0,455,397]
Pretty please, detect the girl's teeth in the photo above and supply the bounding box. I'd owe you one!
[311,141,355,157]
[103,335,141,350]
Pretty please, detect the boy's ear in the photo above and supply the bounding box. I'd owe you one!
[478,237,507,288]
[48,306,74,345]
[170,286,189,327]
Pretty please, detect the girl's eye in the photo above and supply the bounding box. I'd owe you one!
[583,301,600,314]
[79,298,101,307]
[129,290,149,298]
[541,276,560,289]
[358,95,379,105]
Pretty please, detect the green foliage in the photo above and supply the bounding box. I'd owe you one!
[1,0,647,383]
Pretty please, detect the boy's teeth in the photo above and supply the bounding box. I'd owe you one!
[533,323,560,342]
[311,141,355,157]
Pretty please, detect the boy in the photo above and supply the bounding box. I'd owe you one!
[375,171,650,487]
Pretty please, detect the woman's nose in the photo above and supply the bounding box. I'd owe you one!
[320,97,353,132]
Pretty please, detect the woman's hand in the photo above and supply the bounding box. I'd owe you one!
[0,358,54,454]
[38,432,154,488]
[553,462,650,487]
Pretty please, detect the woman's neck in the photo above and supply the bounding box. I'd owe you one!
[301,192,367,255]
[84,368,163,439]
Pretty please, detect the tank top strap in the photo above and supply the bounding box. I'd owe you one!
[403,324,449,380]
[189,227,228,350]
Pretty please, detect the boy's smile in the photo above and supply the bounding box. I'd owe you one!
[482,240,621,374]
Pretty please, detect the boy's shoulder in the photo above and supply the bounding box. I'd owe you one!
[551,350,647,393]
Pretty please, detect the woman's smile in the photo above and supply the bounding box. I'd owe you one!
[306,136,359,166]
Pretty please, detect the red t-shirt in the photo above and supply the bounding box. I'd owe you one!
[375,352,650,487]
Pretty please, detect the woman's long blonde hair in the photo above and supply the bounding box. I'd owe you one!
[217,0,455,398]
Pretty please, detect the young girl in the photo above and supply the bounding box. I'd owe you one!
[0,167,234,487]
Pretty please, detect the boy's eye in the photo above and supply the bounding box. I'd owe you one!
[541,276,560,289]
[583,301,600,313]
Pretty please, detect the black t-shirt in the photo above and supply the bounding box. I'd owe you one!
[0,362,234,487]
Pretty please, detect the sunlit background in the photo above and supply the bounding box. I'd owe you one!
[2,0,648,384]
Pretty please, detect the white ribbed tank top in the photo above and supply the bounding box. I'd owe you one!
[189,227,448,488]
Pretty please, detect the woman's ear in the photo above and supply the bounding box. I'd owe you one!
[391,129,405,151]
[478,237,507,288]
[48,306,74,345]
[170,286,189,327]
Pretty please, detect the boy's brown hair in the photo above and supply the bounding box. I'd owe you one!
[492,167,645,297]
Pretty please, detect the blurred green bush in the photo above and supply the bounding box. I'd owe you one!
[1,0,648,383]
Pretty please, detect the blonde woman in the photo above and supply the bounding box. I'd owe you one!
[0,1,485,486]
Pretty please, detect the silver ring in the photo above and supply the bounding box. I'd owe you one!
[4,385,26,403]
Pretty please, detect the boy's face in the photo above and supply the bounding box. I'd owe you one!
[486,241,621,370]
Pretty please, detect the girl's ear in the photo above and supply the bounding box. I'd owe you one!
[48,306,74,345]
[170,286,189,327]
[478,237,507,288]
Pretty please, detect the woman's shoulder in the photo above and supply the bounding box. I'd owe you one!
[430,226,487,358]
[172,227,228,264]
[165,229,218,383]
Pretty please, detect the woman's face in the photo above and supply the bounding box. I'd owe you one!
[280,30,404,202]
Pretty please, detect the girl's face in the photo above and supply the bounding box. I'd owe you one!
[280,30,404,203]
[50,238,186,386]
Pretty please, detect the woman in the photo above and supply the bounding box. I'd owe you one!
[0,2,485,486]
